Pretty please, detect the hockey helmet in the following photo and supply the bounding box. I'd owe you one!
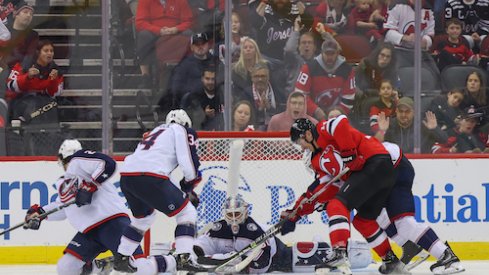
[58,139,82,165]
[222,195,249,234]
[290,118,316,142]
[166,109,192,128]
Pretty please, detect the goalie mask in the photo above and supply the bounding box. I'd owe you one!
[166,109,192,128]
[58,139,82,166]
[222,195,249,234]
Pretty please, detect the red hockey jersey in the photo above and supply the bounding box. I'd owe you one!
[6,62,64,101]
[295,57,356,116]
[316,114,388,161]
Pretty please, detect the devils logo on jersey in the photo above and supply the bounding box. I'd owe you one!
[318,145,343,177]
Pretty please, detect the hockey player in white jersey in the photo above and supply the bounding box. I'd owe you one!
[114,109,206,273]
[378,142,465,275]
[23,139,174,275]
[194,195,373,274]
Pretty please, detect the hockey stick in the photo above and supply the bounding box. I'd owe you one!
[199,167,351,272]
[0,200,76,236]
[405,251,430,271]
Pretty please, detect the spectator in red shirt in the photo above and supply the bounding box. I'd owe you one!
[295,34,356,121]
[369,79,398,134]
[5,39,63,124]
[6,40,63,102]
[345,0,382,42]
[135,0,193,84]
[432,18,479,71]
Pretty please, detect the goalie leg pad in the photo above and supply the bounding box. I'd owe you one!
[57,253,86,275]
[291,241,373,273]
[348,240,374,269]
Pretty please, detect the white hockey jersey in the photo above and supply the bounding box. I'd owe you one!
[195,217,277,273]
[43,151,128,233]
[120,123,200,182]
[382,141,402,167]
[384,1,435,49]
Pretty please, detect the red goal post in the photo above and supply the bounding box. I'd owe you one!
[144,131,317,255]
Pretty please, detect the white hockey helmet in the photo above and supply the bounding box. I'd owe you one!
[222,195,249,234]
[165,109,192,128]
[58,139,82,164]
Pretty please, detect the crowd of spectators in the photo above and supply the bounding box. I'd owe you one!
[2,0,489,155]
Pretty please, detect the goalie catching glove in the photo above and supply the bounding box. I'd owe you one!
[23,204,46,230]
[76,180,98,207]
[280,190,318,235]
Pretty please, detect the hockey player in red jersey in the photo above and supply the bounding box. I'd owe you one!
[286,117,402,275]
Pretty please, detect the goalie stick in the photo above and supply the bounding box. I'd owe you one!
[198,167,351,273]
[0,200,76,236]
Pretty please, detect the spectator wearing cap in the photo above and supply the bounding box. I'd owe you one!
[1,2,37,69]
[294,33,356,121]
[432,106,489,154]
[169,32,217,107]
[0,1,37,99]
[376,96,448,153]
[134,0,193,84]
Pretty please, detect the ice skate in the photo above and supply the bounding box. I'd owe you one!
[401,241,429,271]
[314,247,352,275]
[378,250,411,274]
[430,242,465,275]
[93,256,114,275]
[113,252,137,273]
[175,253,209,274]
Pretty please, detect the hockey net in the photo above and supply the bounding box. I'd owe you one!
[145,132,320,254]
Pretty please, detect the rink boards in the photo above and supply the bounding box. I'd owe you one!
[0,156,488,264]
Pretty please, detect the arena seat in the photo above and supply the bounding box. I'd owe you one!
[440,64,488,93]
[334,35,373,64]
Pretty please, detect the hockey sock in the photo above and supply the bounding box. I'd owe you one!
[174,223,196,254]
[353,215,391,259]
[326,199,350,248]
[118,225,144,256]
[418,229,446,259]
[394,216,446,258]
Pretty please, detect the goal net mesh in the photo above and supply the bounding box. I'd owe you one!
[195,133,315,229]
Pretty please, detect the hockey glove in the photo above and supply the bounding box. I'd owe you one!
[75,181,98,207]
[23,204,46,230]
[280,210,298,235]
[340,149,365,171]
[187,190,200,208]
[293,192,317,217]
[179,171,202,193]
